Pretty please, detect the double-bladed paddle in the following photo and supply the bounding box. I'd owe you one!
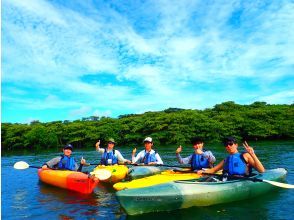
[202,172,294,189]
[13,161,111,181]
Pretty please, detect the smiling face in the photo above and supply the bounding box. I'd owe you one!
[107,142,115,150]
[63,148,72,157]
[193,142,204,151]
[224,142,238,154]
[144,141,153,152]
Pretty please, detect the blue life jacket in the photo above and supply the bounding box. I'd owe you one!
[100,149,118,165]
[190,151,210,171]
[58,155,76,170]
[223,152,249,176]
[141,150,157,164]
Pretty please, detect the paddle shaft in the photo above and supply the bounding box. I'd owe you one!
[202,172,294,188]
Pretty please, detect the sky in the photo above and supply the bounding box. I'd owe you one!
[2,0,294,123]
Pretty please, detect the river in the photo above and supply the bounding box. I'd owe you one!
[1,141,294,219]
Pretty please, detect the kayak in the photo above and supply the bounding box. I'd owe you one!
[116,168,287,215]
[114,169,201,191]
[38,169,99,194]
[127,165,168,180]
[92,165,128,184]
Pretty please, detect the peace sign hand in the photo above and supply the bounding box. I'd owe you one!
[243,141,255,155]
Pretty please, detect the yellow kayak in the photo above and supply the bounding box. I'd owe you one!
[113,169,201,191]
[92,165,128,184]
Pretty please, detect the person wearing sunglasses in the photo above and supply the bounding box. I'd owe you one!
[197,136,265,177]
[175,137,216,171]
[96,138,131,165]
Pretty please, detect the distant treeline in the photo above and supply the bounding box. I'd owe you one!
[1,101,293,153]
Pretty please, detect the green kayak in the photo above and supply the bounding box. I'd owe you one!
[116,168,287,215]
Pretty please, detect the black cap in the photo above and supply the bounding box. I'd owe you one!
[223,137,237,146]
[64,144,73,151]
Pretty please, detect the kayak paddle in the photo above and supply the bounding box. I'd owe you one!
[202,172,294,189]
[14,161,41,169]
[129,163,191,168]
[13,161,112,181]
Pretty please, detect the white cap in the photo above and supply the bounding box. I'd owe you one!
[143,137,153,143]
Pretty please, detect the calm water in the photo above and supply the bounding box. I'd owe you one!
[2,141,294,220]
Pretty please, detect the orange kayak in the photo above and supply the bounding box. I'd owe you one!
[38,169,99,194]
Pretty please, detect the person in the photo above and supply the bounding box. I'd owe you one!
[42,144,86,171]
[176,137,216,171]
[95,138,131,165]
[197,137,265,178]
[132,137,163,165]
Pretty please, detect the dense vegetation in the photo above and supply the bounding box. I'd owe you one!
[2,101,293,153]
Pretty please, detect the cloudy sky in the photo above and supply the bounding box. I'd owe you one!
[2,0,294,123]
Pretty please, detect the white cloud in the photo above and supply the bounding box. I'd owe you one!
[2,0,293,122]
[259,90,294,104]
[69,106,92,118]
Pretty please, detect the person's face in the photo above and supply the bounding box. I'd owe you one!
[107,142,115,149]
[193,142,203,150]
[144,142,153,151]
[63,148,72,156]
[224,142,238,154]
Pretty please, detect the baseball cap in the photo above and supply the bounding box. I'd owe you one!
[64,144,73,150]
[143,137,153,143]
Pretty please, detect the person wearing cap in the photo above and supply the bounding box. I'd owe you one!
[132,137,163,165]
[197,137,265,177]
[41,144,86,171]
[95,138,131,165]
[175,137,216,171]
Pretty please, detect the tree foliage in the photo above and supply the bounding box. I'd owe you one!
[1,102,293,152]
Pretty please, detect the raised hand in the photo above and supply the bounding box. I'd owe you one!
[80,157,86,165]
[176,145,182,154]
[243,141,255,155]
[132,148,137,155]
[95,140,100,150]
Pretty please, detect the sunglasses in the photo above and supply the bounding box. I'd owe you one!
[224,142,235,147]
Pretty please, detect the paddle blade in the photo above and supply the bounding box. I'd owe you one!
[14,161,30,170]
[90,169,112,181]
[263,180,294,189]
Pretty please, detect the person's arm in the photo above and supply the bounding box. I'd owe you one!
[203,151,216,164]
[197,160,224,174]
[132,149,143,164]
[76,157,88,171]
[176,153,192,165]
[153,153,163,165]
[115,150,131,164]
[243,141,265,173]
[42,156,61,169]
[95,140,105,153]
[176,145,191,164]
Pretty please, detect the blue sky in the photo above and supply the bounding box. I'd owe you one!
[2,0,294,123]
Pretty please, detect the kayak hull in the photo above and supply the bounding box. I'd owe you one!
[114,169,201,191]
[127,166,167,180]
[116,168,287,215]
[93,165,128,183]
[38,169,99,194]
